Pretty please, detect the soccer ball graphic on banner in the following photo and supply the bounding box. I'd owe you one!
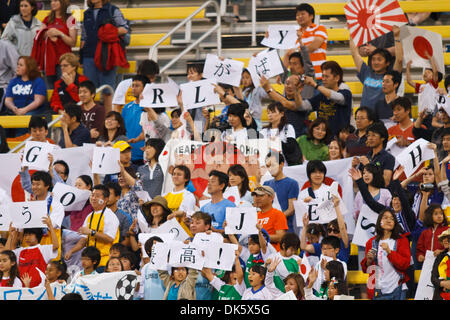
[116,274,138,300]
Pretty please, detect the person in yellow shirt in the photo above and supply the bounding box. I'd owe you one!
[64,184,120,273]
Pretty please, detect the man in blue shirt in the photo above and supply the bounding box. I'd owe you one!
[200,170,235,233]
[59,104,91,148]
[121,75,148,166]
[263,151,299,233]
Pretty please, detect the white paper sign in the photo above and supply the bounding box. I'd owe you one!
[203,54,244,87]
[436,93,450,117]
[91,147,121,175]
[418,83,438,114]
[140,83,179,108]
[225,207,258,235]
[315,199,338,224]
[0,205,11,231]
[0,154,21,198]
[10,201,47,228]
[414,250,437,300]
[351,204,378,247]
[396,138,435,177]
[52,182,91,211]
[203,242,238,271]
[112,78,132,105]
[168,241,205,270]
[148,242,171,270]
[275,290,298,300]
[180,79,221,110]
[294,199,309,228]
[247,49,284,87]
[53,146,92,186]
[154,218,190,242]
[22,141,55,170]
[261,24,299,49]
[138,232,175,258]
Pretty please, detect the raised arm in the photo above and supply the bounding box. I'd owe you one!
[392,25,403,73]
[348,31,364,73]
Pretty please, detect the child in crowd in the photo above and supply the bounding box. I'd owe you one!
[312,236,348,294]
[64,246,101,293]
[300,218,326,266]
[227,224,271,288]
[0,250,22,287]
[241,265,274,300]
[6,216,59,288]
[269,232,302,293]
[105,257,124,273]
[265,255,306,300]
[137,236,166,300]
[45,260,69,284]
[119,251,138,271]
[201,250,245,300]
[416,204,449,264]
[305,266,348,300]
[158,266,199,300]
[78,80,105,143]
[110,243,129,259]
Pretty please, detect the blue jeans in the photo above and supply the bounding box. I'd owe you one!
[373,285,407,300]
[82,57,117,93]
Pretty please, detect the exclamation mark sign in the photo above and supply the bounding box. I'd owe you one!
[99,153,105,168]
[217,248,223,265]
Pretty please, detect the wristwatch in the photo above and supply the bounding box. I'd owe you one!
[315,83,320,89]
[90,229,96,237]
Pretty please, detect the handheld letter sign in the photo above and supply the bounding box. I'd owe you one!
[22,141,55,170]
[345,0,408,47]
[91,146,120,175]
[400,26,445,75]
[148,242,171,270]
[261,25,299,49]
[247,49,284,87]
[0,205,11,231]
[180,79,221,110]
[352,204,378,247]
[396,138,435,177]
[140,83,179,109]
[10,201,47,228]
[168,241,205,270]
[203,243,238,271]
[225,207,258,235]
[52,182,91,211]
[155,218,190,242]
[203,54,244,87]
[138,232,175,258]
[414,250,437,300]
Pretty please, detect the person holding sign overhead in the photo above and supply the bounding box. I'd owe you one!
[18,169,64,260]
[5,215,59,288]
[64,184,120,273]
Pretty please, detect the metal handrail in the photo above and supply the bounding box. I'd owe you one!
[148,0,222,73]
[8,84,114,153]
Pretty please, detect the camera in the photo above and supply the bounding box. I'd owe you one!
[419,183,434,191]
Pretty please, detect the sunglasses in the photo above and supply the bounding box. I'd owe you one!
[327,228,339,234]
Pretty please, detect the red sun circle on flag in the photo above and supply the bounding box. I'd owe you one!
[227,196,236,203]
[300,264,307,275]
[413,36,433,59]
[357,9,377,29]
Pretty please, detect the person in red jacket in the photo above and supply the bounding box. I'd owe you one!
[50,53,89,114]
[416,204,449,264]
[361,208,411,300]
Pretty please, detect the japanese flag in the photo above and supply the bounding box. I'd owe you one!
[400,26,445,75]
[345,0,408,47]
[299,255,311,282]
